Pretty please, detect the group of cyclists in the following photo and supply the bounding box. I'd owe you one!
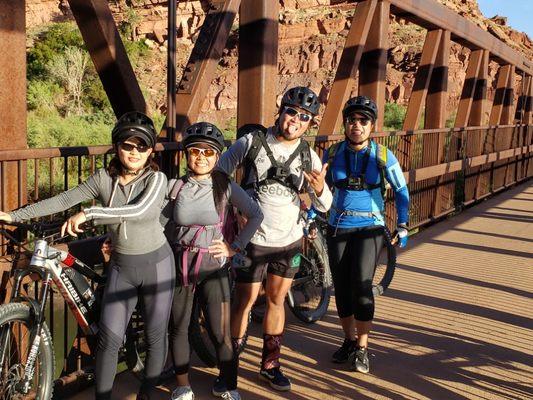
[0,86,410,400]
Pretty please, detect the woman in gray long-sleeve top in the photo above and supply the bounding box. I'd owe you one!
[163,122,263,400]
[0,112,175,400]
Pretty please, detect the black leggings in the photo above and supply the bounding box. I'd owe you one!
[169,268,236,389]
[327,225,384,321]
[95,247,175,400]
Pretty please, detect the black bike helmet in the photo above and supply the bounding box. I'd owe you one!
[342,96,378,121]
[183,122,225,152]
[111,111,157,148]
[281,86,320,116]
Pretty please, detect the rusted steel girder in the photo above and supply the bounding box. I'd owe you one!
[490,65,513,125]
[318,0,377,135]
[237,0,279,128]
[455,50,483,128]
[403,29,442,131]
[0,0,27,213]
[470,50,490,127]
[171,0,240,141]
[68,0,146,117]
[359,0,390,132]
[375,0,533,76]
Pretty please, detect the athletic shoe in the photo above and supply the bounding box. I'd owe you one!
[259,367,291,391]
[212,376,227,397]
[352,346,370,374]
[171,386,195,400]
[220,390,241,400]
[332,338,356,363]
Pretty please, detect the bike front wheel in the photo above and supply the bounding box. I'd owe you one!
[288,230,332,323]
[372,227,397,296]
[0,302,55,400]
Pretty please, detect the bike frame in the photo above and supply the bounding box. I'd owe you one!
[0,237,101,392]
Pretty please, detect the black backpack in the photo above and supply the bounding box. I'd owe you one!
[240,128,313,194]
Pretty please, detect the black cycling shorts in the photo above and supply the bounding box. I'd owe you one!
[235,239,302,283]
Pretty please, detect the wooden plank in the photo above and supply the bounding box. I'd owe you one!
[359,0,390,132]
[318,0,377,135]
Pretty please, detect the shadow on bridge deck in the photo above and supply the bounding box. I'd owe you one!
[67,181,533,400]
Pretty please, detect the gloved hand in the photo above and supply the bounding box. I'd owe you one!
[394,224,408,248]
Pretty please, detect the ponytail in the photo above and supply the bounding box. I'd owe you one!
[211,169,231,215]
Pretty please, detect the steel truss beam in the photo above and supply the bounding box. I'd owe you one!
[319,0,378,135]
[378,0,533,76]
[0,0,27,212]
[170,0,240,140]
[238,0,279,128]
[68,0,146,116]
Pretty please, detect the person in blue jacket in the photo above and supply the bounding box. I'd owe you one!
[324,96,409,374]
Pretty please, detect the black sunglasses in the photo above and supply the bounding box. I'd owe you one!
[284,107,312,122]
[119,142,151,153]
[347,116,371,126]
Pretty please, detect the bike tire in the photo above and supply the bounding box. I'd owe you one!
[288,230,332,323]
[189,272,250,366]
[372,227,397,296]
[0,302,55,400]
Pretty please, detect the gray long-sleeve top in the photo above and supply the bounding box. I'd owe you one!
[162,176,263,254]
[9,168,168,255]
[216,128,333,247]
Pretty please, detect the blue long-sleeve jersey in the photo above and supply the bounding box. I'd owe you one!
[323,140,409,229]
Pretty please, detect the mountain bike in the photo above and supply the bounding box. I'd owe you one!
[0,221,144,400]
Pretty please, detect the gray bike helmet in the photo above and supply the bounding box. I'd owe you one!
[111,111,157,148]
[281,86,320,116]
[183,122,225,152]
[342,96,378,121]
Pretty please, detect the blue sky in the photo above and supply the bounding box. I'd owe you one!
[477,0,532,37]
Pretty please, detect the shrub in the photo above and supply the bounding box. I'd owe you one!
[384,102,406,131]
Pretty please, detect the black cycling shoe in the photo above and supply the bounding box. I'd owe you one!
[212,375,228,397]
[352,346,370,374]
[332,338,356,363]
[259,367,291,391]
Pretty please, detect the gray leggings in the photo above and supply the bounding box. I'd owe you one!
[95,245,175,400]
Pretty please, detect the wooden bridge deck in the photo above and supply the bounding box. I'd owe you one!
[68,181,533,400]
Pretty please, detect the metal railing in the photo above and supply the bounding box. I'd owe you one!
[0,125,531,392]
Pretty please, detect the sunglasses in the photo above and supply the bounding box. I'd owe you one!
[347,116,371,126]
[187,147,218,158]
[119,142,151,153]
[284,107,312,122]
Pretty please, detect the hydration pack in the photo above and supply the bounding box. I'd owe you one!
[327,140,389,198]
[241,128,313,194]
[167,177,238,287]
